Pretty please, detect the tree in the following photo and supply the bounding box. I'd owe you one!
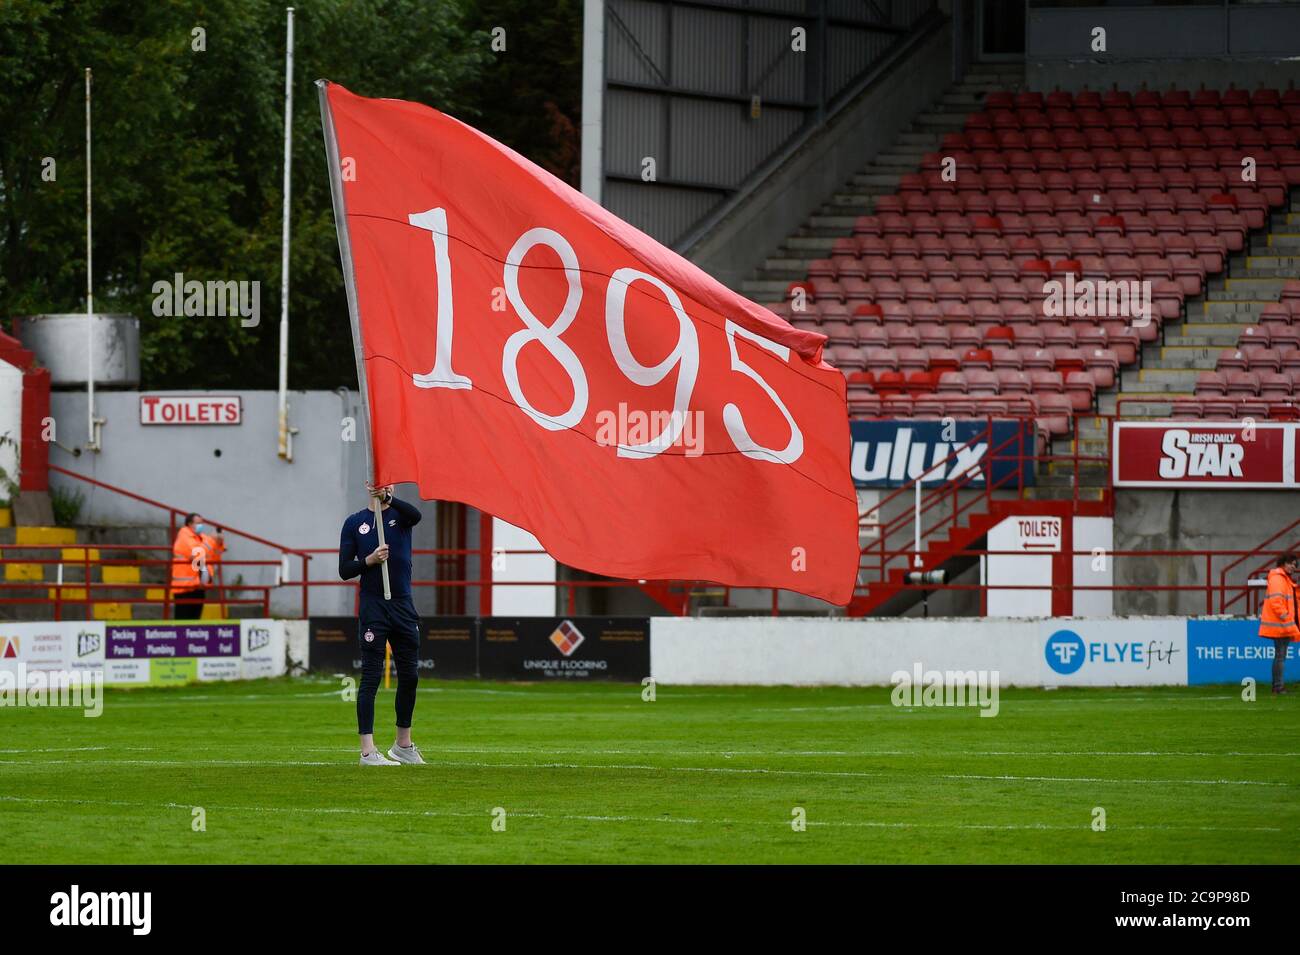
[0,0,545,389]
[461,0,583,186]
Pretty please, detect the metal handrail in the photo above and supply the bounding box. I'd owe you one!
[1219,515,1300,614]
[857,545,1275,617]
[46,464,313,616]
[859,412,1109,584]
[49,465,310,557]
[1095,415,1300,613]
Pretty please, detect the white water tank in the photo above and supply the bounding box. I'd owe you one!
[16,313,140,388]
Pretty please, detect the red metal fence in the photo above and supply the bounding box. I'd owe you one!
[0,417,1291,620]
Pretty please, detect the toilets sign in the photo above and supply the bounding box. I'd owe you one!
[1008,517,1062,552]
[140,395,242,426]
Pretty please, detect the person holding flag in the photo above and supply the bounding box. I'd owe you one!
[338,483,426,765]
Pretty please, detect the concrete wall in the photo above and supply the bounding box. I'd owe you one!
[1112,489,1291,617]
[682,18,953,290]
[650,615,1192,686]
[47,389,443,617]
[1030,57,1300,96]
[1027,4,1300,93]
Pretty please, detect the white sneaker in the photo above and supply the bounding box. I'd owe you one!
[359,750,401,766]
[387,742,426,765]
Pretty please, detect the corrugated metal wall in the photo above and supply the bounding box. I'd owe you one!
[601,0,937,247]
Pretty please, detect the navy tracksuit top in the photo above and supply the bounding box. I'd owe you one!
[338,497,422,609]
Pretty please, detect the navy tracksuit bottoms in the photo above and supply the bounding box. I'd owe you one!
[356,595,421,735]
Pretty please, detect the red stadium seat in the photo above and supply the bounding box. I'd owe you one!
[929,348,962,373]
[1259,371,1293,402]
[1036,393,1074,436]
[1225,371,1260,397]
[1064,370,1097,410]
[1195,370,1227,395]
[1084,347,1120,389]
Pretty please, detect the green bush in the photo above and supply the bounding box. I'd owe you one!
[50,485,84,527]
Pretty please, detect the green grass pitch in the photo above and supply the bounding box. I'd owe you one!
[1,678,1296,863]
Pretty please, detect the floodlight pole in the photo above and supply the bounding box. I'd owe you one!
[85,67,102,452]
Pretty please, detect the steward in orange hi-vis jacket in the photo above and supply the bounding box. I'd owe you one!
[170,513,226,621]
[1258,553,1299,695]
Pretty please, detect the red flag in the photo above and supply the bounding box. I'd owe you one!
[319,81,859,604]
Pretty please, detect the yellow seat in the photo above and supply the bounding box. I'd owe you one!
[101,565,140,584]
[15,526,77,546]
[61,547,101,562]
[0,508,11,528]
[4,563,42,581]
[47,586,88,601]
[92,602,131,620]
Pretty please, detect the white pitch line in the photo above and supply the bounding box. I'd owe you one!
[749,696,1243,712]
[0,758,334,767]
[9,744,1296,760]
[297,746,1300,759]
[0,755,1291,786]
[21,743,1292,759]
[104,690,348,707]
[0,795,1279,834]
[434,759,1289,787]
[0,795,698,826]
[88,688,1245,708]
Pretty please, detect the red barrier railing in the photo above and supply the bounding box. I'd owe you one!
[868,546,1272,617]
[0,543,279,620]
[857,411,1112,591]
[44,465,312,616]
[1116,396,1300,422]
[0,423,1280,621]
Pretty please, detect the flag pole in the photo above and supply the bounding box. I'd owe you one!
[373,487,389,600]
[318,79,390,599]
[277,7,296,461]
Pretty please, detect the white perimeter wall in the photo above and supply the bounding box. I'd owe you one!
[491,517,557,615]
[1072,517,1114,617]
[651,615,1188,687]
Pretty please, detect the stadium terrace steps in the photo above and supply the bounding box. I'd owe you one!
[850,497,1066,617]
[741,65,1024,262]
[0,523,257,622]
[1123,190,1300,418]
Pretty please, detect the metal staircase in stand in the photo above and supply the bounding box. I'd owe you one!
[848,417,1112,617]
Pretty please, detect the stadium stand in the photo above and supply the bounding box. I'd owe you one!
[750,69,1300,436]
